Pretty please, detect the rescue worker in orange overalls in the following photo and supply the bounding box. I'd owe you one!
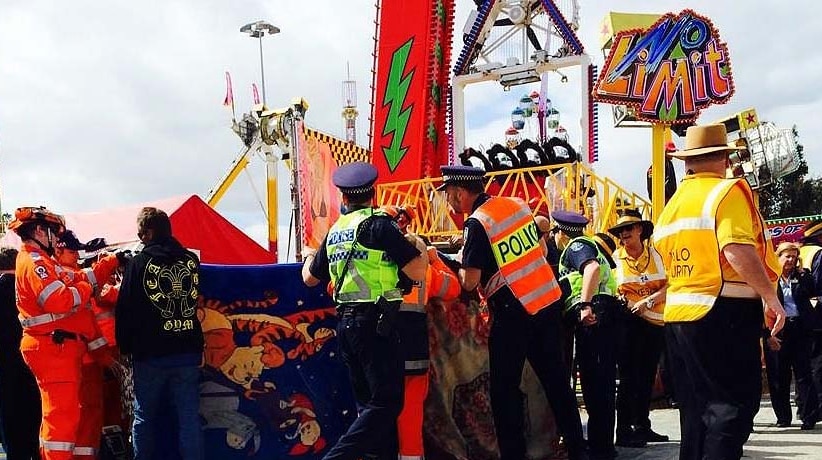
[53,230,122,460]
[382,205,461,460]
[9,206,119,460]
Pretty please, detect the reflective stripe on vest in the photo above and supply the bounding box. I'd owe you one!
[87,337,108,351]
[559,236,617,309]
[74,446,97,456]
[471,197,561,314]
[82,268,98,290]
[400,280,427,314]
[434,273,453,299]
[327,209,403,303]
[404,359,429,371]
[41,439,75,452]
[655,178,771,322]
[37,281,81,308]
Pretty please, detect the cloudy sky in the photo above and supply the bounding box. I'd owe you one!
[1,0,819,259]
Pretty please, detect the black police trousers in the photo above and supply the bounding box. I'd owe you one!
[575,298,620,459]
[0,348,42,460]
[488,301,586,460]
[323,303,404,460]
[666,297,763,460]
[616,313,664,436]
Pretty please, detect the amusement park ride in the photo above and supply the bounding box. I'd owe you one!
[206,1,801,262]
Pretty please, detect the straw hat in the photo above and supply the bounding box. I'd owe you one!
[775,241,800,256]
[669,124,744,159]
[608,214,654,240]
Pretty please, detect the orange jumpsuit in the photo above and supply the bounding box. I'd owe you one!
[57,256,120,460]
[17,243,96,460]
[397,248,460,459]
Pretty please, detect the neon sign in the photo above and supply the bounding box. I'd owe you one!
[594,10,734,124]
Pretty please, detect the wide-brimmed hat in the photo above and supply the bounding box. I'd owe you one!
[668,124,744,159]
[592,232,617,269]
[608,214,654,240]
[775,241,801,256]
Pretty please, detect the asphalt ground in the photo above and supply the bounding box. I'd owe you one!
[583,396,822,459]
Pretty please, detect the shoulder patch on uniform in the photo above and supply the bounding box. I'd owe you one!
[569,241,585,252]
[34,265,48,280]
[463,227,469,242]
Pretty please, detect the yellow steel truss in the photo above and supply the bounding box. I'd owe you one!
[376,163,651,240]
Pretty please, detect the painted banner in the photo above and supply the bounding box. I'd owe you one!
[198,263,354,459]
[371,0,454,182]
[298,125,370,249]
[766,215,822,246]
[298,123,341,250]
[593,9,734,125]
[146,264,562,459]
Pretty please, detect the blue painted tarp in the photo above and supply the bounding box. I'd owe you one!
[197,263,355,459]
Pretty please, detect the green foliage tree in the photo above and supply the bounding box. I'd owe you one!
[758,126,822,219]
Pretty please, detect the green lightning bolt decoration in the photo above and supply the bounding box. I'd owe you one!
[382,38,415,172]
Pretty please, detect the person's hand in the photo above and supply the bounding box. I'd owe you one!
[765,297,787,337]
[767,335,782,352]
[301,247,317,260]
[631,297,653,314]
[580,305,597,326]
[449,234,464,250]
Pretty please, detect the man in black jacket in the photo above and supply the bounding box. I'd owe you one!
[115,207,204,460]
[764,242,819,429]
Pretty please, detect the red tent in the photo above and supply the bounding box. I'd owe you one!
[0,195,274,265]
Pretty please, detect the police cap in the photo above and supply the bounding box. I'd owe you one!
[552,210,589,234]
[333,162,378,194]
[436,165,486,191]
[56,230,86,251]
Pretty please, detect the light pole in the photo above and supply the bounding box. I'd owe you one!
[240,20,279,105]
[241,20,281,259]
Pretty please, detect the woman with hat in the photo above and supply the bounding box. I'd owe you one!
[608,210,669,447]
[654,124,786,459]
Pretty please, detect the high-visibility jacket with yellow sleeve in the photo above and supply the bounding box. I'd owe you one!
[613,242,667,326]
[654,175,779,322]
[470,196,561,314]
[16,243,96,338]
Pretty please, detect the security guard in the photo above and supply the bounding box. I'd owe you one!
[555,211,620,460]
[438,165,587,460]
[608,211,669,446]
[9,206,97,460]
[654,124,786,460]
[302,162,428,460]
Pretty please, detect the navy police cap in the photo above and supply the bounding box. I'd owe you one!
[552,210,589,233]
[333,162,379,194]
[436,165,486,191]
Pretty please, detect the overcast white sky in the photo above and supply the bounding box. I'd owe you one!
[2,1,819,258]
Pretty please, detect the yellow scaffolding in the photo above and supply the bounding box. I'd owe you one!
[376,163,650,240]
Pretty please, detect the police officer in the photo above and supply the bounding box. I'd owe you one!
[438,165,587,460]
[555,211,621,460]
[302,162,428,460]
[654,124,786,460]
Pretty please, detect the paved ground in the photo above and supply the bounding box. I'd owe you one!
[583,397,822,459]
[1,398,818,459]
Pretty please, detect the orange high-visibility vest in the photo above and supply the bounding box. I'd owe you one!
[16,244,97,339]
[655,177,778,322]
[471,197,561,314]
